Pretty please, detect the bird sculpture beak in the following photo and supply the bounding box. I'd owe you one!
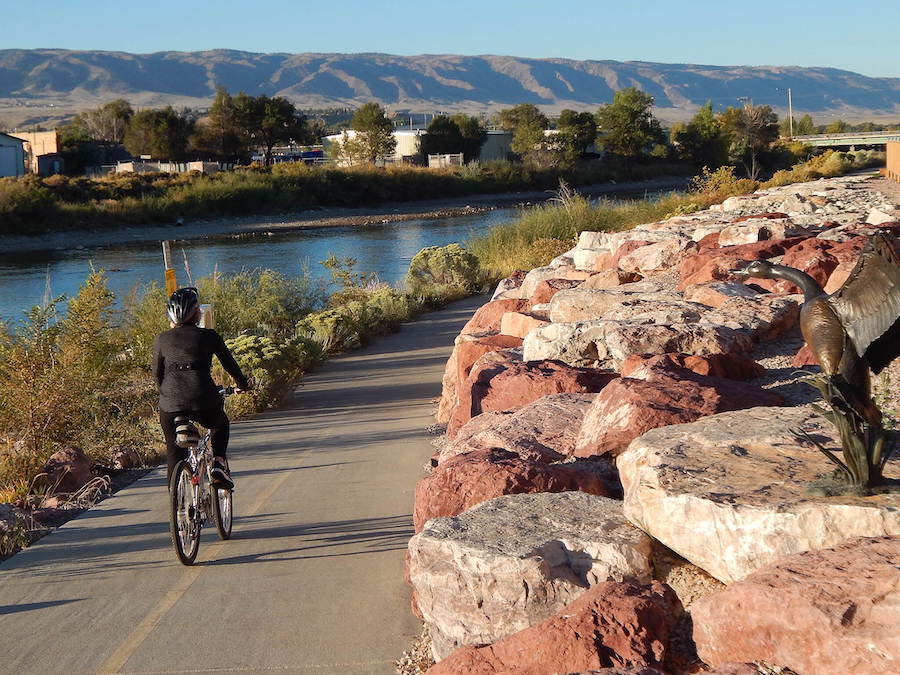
[730,262,751,280]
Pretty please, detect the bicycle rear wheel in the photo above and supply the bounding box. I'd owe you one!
[169,461,200,565]
[211,485,233,540]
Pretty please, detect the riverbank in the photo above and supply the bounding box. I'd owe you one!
[0,176,689,254]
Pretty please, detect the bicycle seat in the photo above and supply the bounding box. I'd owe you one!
[174,415,201,449]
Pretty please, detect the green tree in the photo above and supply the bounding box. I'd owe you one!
[123,107,194,160]
[718,103,779,180]
[825,119,850,134]
[596,87,665,158]
[499,103,550,163]
[420,115,464,158]
[233,94,309,165]
[191,86,247,161]
[556,109,597,159]
[794,114,817,136]
[450,113,487,162]
[670,101,729,168]
[349,102,397,164]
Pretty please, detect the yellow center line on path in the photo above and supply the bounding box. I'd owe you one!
[99,469,295,675]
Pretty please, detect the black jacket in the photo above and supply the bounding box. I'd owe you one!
[152,325,249,413]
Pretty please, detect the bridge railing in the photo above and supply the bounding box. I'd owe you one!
[793,132,900,142]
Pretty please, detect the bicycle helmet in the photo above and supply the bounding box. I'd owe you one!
[167,287,201,325]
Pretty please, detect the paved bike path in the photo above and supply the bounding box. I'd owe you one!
[0,295,484,674]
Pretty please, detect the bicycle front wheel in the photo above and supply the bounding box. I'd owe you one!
[169,461,200,565]
[211,485,233,540]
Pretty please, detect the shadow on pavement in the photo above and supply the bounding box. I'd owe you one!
[208,514,413,566]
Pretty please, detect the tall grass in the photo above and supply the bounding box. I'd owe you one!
[0,159,690,235]
[468,186,698,278]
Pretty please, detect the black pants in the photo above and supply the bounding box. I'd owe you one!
[159,405,230,483]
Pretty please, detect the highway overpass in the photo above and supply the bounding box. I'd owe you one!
[792,131,900,148]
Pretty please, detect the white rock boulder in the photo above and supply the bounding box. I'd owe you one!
[617,405,900,583]
[408,491,653,659]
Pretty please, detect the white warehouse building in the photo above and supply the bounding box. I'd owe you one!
[322,128,511,165]
[0,132,26,178]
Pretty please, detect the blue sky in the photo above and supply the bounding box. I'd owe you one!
[5,0,899,78]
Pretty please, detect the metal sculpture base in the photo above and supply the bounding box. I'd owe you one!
[793,374,897,496]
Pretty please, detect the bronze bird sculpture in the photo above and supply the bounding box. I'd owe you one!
[734,233,900,425]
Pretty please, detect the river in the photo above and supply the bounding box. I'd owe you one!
[0,208,518,323]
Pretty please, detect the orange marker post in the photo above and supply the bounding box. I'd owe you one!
[162,241,178,296]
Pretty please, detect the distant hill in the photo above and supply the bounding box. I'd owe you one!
[1,49,899,125]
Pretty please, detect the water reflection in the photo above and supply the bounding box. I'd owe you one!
[0,209,517,323]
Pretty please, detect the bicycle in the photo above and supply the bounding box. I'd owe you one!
[168,387,235,565]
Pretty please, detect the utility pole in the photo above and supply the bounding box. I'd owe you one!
[788,88,793,139]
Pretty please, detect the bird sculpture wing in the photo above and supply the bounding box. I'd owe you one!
[827,233,900,373]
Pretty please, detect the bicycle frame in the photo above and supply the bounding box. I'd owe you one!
[185,432,215,527]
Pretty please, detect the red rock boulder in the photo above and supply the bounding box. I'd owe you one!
[755,238,838,294]
[677,238,806,289]
[427,581,679,674]
[413,448,611,532]
[530,278,584,305]
[436,332,523,423]
[448,357,617,437]
[692,536,900,675]
[581,269,643,290]
[499,311,549,339]
[43,446,92,494]
[461,298,532,335]
[621,353,765,381]
[440,393,596,464]
[574,364,783,457]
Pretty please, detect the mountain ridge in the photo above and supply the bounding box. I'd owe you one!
[1,49,898,124]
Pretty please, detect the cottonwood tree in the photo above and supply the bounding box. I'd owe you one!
[794,114,817,136]
[191,87,247,161]
[451,113,487,162]
[234,93,309,165]
[420,115,464,158]
[556,109,597,160]
[718,102,780,180]
[419,114,487,162]
[499,103,550,164]
[670,101,729,169]
[349,103,397,164]
[70,99,134,145]
[595,87,665,158]
[123,107,194,160]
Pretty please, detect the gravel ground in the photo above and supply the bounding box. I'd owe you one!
[395,625,434,674]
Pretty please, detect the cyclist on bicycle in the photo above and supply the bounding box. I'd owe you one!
[153,287,249,490]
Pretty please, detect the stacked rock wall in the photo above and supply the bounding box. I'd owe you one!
[410,175,900,674]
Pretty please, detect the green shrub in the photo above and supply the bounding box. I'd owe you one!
[218,334,318,416]
[689,165,759,202]
[405,243,482,299]
[198,268,325,339]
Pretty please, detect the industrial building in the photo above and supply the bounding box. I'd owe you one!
[7,130,64,175]
[322,128,512,166]
[0,133,26,177]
